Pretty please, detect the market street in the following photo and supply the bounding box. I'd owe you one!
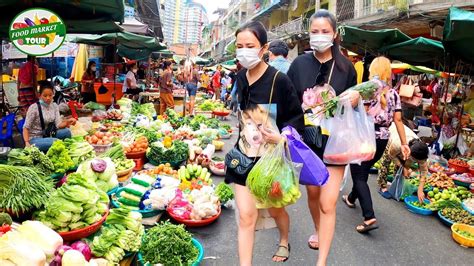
[188,117,472,266]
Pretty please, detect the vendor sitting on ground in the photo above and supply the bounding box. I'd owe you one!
[23,81,76,152]
[378,124,430,202]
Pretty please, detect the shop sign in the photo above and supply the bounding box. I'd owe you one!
[9,8,66,56]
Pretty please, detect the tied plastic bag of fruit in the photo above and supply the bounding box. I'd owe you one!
[246,139,302,209]
[323,98,376,165]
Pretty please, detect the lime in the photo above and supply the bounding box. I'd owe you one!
[428,191,434,198]
[435,194,441,200]
[433,188,439,194]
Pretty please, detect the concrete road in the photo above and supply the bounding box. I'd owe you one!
[187,116,472,266]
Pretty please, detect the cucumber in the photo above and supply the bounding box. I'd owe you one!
[200,168,208,179]
[118,197,140,207]
[196,166,202,177]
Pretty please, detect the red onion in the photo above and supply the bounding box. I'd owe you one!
[50,254,62,266]
[70,241,92,261]
[55,245,72,256]
[90,159,107,173]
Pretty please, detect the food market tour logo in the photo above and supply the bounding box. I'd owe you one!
[9,8,66,56]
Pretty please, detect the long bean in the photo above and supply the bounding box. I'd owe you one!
[0,165,54,215]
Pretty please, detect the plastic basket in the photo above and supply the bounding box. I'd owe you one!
[167,205,221,227]
[212,110,231,117]
[451,223,474,248]
[137,238,204,266]
[58,210,108,242]
[448,162,469,174]
[437,211,455,227]
[92,143,113,155]
[404,196,433,216]
[126,151,147,160]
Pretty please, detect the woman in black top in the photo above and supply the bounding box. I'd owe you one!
[226,21,304,264]
[287,10,357,266]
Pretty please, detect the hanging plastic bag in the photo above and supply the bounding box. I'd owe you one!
[323,98,376,165]
[246,140,302,209]
[388,167,404,201]
[282,126,329,186]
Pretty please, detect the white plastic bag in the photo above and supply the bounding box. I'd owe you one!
[323,99,376,165]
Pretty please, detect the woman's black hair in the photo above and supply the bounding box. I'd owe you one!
[235,21,267,47]
[86,61,96,75]
[309,9,348,72]
[38,80,54,95]
[163,60,172,70]
[409,139,429,161]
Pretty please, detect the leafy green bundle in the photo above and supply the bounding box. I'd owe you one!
[47,140,75,174]
[91,207,144,264]
[0,165,55,215]
[7,146,55,176]
[140,222,198,265]
[147,140,188,164]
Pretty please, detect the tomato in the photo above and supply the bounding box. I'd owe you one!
[40,18,49,24]
[13,22,28,29]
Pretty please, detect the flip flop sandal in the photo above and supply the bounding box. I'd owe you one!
[308,234,319,250]
[272,244,290,262]
[356,222,379,234]
[341,195,356,208]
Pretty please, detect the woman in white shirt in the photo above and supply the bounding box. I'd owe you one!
[123,63,139,99]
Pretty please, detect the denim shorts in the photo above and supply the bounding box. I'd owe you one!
[186,83,198,96]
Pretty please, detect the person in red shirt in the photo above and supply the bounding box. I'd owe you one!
[81,61,97,103]
[17,55,38,114]
[212,65,222,101]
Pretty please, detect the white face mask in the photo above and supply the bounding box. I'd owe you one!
[236,48,262,69]
[91,67,96,71]
[132,69,138,74]
[310,34,334,53]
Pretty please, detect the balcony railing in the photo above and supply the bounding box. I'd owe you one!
[269,17,309,39]
[337,0,407,22]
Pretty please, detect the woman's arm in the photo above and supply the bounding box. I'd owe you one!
[23,127,30,147]
[393,111,410,160]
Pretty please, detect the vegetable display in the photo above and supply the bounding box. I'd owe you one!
[0,220,63,265]
[215,183,234,203]
[125,136,148,153]
[440,207,474,225]
[64,139,96,166]
[47,140,75,174]
[168,187,220,221]
[427,173,455,189]
[140,163,178,177]
[7,146,55,176]
[91,207,144,264]
[454,227,474,239]
[427,187,471,211]
[147,140,188,166]
[0,165,55,215]
[140,221,198,265]
[36,173,109,232]
[85,131,117,146]
[76,158,118,192]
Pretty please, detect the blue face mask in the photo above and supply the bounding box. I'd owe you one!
[39,99,50,107]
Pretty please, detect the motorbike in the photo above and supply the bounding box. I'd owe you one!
[52,76,81,105]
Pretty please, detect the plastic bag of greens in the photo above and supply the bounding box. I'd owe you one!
[246,140,301,209]
[388,167,405,201]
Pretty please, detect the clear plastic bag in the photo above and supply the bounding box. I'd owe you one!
[323,98,376,165]
[246,140,302,209]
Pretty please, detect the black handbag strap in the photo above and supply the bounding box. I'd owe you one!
[37,102,45,131]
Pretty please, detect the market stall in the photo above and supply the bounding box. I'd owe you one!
[0,96,236,264]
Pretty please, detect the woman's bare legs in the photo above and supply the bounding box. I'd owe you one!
[235,184,258,266]
[307,166,345,266]
[268,207,290,262]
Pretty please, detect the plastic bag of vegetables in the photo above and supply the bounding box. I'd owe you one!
[246,140,301,209]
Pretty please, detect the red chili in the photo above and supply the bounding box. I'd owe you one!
[13,22,28,29]
[0,224,11,233]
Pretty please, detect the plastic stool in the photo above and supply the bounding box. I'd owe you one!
[0,114,16,147]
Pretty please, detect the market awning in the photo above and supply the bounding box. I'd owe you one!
[67,32,165,50]
[117,44,154,60]
[443,7,474,65]
[339,25,411,56]
[381,37,445,68]
[193,56,212,65]
[0,0,124,37]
